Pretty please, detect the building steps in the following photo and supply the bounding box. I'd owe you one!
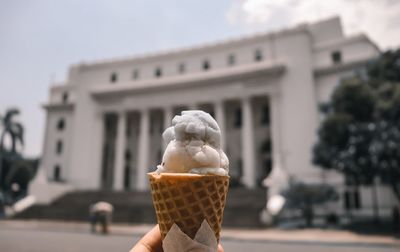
[14,188,266,227]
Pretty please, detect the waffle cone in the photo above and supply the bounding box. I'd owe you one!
[148,172,229,242]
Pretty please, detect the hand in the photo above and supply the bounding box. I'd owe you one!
[130,225,163,252]
[129,225,224,252]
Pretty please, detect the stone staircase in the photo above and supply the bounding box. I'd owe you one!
[14,188,266,227]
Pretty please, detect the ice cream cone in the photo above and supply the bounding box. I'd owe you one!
[148,172,229,242]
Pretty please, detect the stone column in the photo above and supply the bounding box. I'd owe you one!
[164,107,174,129]
[113,111,126,190]
[163,107,173,150]
[94,112,105,189]
[214,100,226,150]
[241,97,256,188]
[137,109,150,190]
[266,94,289,196]
[270,94,283,174]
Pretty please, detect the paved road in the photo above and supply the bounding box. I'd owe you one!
[0,228,398,252]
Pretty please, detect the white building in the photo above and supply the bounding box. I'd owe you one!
[36,17,397,217]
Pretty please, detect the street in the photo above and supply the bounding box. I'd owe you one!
[0,228,398,252]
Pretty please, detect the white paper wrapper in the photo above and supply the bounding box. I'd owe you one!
[162,220,218,252]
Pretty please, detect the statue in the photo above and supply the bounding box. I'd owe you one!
[0,108,38,215]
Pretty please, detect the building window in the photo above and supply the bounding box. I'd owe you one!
[203,60,210,71]
[53,165,61,181]
[260,105,270,125]
[56,140,63,155]
[343,189,362,210]
[124,165,131,190]
[233,108,242,128]
[353,190,361,209]
[228,54,235,66]
[155,67,162,78]
[344,191,351,210]
[150,115,156,134]
[178,63,185,74]
[159,120,164,133]
[261,140,272,179]
[331,51,342,64]
[157,150,162,163]
[62,92,69,103]
[125,149,131,161]
[57,118,65,131]
[126,124,131,137]
[263,156,272,178]
[254,49,263,62]
[110,72,118,83]
[237,158,243,177]
[132,69,139,80]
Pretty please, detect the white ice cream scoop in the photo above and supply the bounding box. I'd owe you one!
[157,110,229,176]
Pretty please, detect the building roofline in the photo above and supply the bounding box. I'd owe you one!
[42,103,75,111]
[72,19,332,70]
[50,83,71,91]
[314,33,380,52]
[363,34,381,53]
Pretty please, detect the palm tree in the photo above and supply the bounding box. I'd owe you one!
[0,108,24,189]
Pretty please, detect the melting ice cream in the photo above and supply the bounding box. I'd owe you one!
[156,110,229,176]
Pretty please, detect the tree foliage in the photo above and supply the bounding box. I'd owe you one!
[282,182,338,227]
[313,49,400,200]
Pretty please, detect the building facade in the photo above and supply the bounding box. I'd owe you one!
[39,17,397,215]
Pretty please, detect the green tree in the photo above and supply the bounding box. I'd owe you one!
[313,49,400,202]
[282,182,338,227]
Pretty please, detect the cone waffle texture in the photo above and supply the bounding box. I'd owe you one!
[148,172,229,242]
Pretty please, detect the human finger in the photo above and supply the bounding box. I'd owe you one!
[130,225,163,252]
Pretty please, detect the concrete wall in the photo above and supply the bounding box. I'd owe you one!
[275,31,319,181]
[66,72,104,189]
[313,35,379,69]
[41,107,74,182]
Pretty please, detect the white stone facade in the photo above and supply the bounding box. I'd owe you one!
[39,17,397,215]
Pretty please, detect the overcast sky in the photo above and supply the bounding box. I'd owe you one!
[1,0,399,157]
